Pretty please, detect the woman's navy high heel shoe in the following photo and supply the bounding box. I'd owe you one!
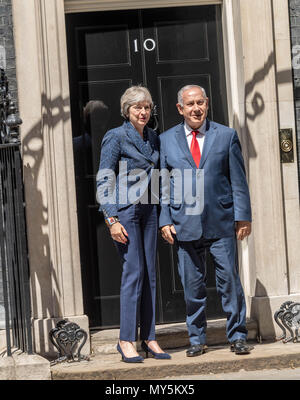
[141,341,171,359]
[117,342,144,363]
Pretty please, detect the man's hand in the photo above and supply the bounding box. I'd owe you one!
[236,221,251,241]
[110,222,128,244]
[161,224,177,245]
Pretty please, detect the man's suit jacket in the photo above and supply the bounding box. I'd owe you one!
[96,121,159,218]
[159,119,251,241]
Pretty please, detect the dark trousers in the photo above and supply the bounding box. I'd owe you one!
[176,236,247,345]
[115,204,157,342]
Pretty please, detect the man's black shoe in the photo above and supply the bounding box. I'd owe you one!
[186,344,207,357]
[230,339,253,355]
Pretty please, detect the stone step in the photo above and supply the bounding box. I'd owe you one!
[50,340,300,380]
[90,318,258,355]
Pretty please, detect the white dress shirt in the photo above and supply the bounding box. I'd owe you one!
[184,119,206,154]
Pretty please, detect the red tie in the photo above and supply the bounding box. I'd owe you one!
[190,130,201,168]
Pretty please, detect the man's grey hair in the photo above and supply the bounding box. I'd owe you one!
[120,85,153,118]
[177,85,207,106]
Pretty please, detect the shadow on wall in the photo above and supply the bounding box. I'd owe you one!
[231,49,295,339]
[232,51,277,163]
[21,92,72,356]
[250,279,276,341]
[233,52,277,294]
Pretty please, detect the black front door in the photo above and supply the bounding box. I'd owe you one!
[66,5,227,329]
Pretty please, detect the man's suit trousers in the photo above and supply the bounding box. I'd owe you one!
[115,204,157,342]
[176,236,247,345]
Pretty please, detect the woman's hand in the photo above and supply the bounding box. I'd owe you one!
[110,222,128,244]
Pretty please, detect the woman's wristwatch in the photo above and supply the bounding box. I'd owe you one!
[105,216,120,227]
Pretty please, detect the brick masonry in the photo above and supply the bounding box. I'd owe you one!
[0,0,17,105]
[289,0,300,187]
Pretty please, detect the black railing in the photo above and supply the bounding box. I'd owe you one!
[0,68,33,355]
[0,144,33,355]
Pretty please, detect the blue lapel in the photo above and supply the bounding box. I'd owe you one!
[199,119,218,168]
[124,121,154,161]
[147,130,159,165]
[175,120,218,169]
[175,123,196,169]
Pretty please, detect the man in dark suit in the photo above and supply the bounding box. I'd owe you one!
[159,84,253,356]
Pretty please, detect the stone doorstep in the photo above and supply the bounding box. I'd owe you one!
[0,349,51,380]
[50,341,300,380]
[0,319,258,380]
[90,318,258,355]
